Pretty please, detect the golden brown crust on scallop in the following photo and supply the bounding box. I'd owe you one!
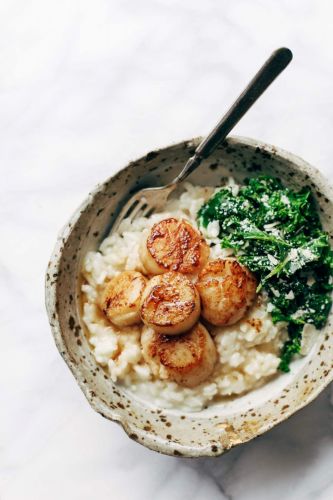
[101,271,147,327]
[141,218,210,275]
[141,323,217,387]
[153,328,206,373]
[196,258,257,326]
[140,271,200,335]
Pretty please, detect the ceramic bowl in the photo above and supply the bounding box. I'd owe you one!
[45,136,333,457]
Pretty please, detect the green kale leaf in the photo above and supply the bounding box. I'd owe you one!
[198,175,333,371]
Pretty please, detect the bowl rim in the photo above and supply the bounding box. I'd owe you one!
[45,134,333,457]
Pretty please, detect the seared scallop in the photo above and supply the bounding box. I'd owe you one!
[196,258,257,326]
[101,271,147,327]
[140,271,200,335]
[140,217,210,275]
[141,323,217,388]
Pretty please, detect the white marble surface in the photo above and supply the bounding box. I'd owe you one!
[1,1,333,498]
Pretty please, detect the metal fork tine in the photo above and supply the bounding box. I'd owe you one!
[123,200,139,219]
[111,197,140,233]
[127,198,148,222]
[111,184,175,234]
[141,206,155,219]
[132,203,153,221]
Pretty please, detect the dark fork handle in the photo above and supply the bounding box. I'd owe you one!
[174,47,293,183]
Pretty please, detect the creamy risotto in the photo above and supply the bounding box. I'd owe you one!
[81,182,288,412]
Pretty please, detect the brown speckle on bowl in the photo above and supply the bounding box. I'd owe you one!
[68,315,75,330]
[145,151,159,162]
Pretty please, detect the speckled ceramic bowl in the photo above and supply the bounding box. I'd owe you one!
[45,136,333,457]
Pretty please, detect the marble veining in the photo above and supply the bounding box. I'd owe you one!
[1,0,333,498]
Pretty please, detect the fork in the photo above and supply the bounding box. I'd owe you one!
[111,47,292,234]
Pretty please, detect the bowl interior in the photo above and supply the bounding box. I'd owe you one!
[46,136,333,457]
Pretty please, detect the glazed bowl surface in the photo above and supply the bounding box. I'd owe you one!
[45,136,333,457]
